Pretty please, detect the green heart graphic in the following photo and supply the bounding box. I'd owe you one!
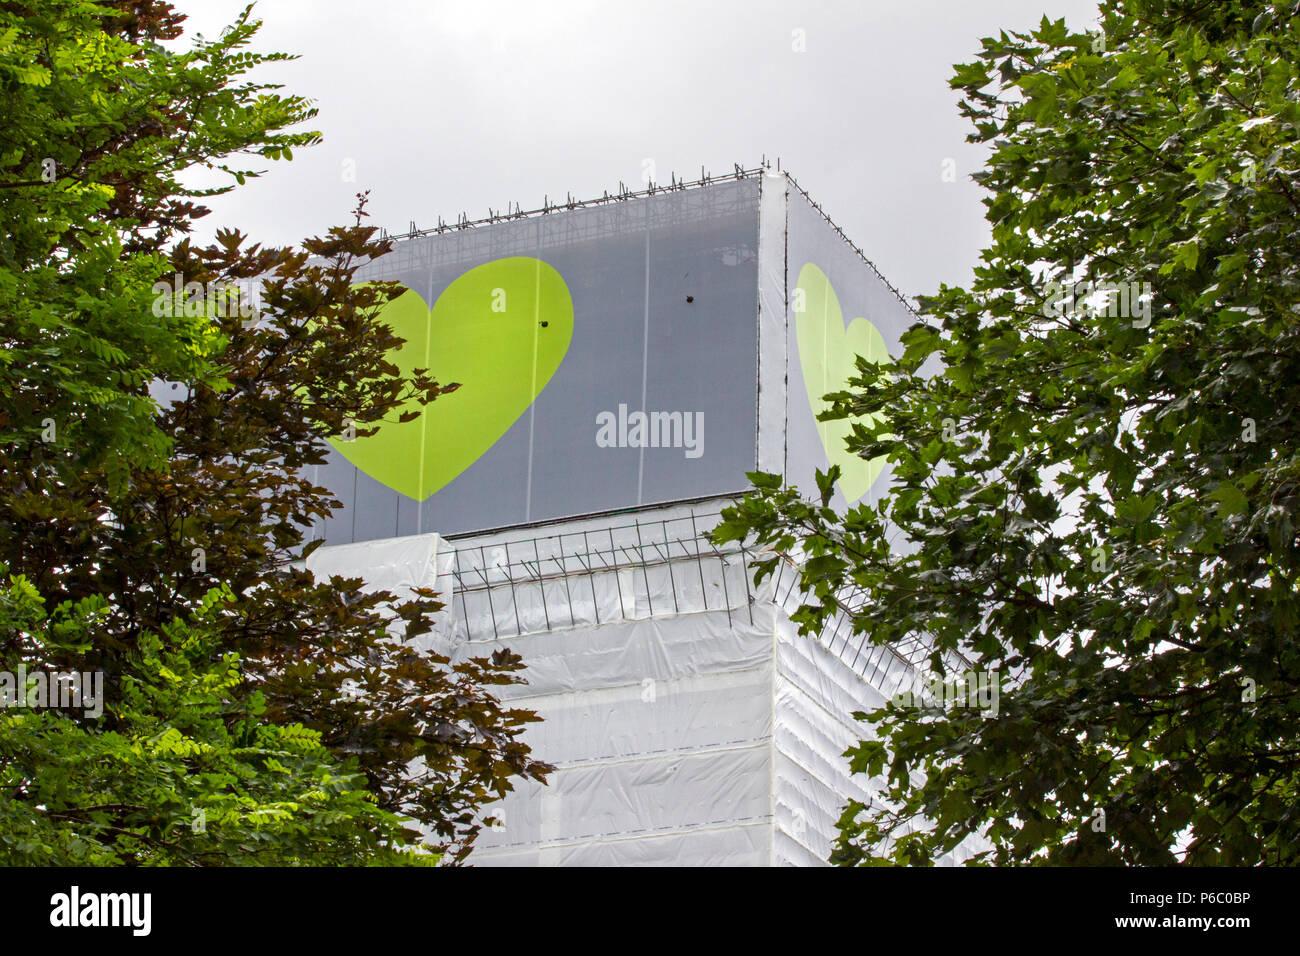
[330,257,573,500]
[794,262,890,503]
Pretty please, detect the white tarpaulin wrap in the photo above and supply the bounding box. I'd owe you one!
[300,532,453,646]
[300,502,982,865]
[303,532,448,598]
[466,604,780,865]
[773,611,882,865]
[429,504,916,866]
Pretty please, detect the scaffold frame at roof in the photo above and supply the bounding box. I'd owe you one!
[373,161,916,318]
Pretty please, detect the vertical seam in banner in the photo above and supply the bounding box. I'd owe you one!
[350,464,358,543]
[422,291,433,528]
[637,200,651,505]
[525,248,540,522]
[418,270,435,535]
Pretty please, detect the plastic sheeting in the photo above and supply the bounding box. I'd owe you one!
[773,610,882,864]
[467,608,776,866]
[300,532,454,644]
[431,503,779,864]
[302,531,449,600]
[437,502,927,866]
[299,506,984,866]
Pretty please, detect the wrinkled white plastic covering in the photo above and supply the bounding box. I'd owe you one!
[773,608,879,865]
[302,504,981,865]
[301,532,454,642]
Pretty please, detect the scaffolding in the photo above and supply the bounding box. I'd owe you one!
[381,164,770,242]
[445,510,755,643]
[365,163,920,325]
[362,171,763,283]
[441,509,951,701]
[763,557,966,703]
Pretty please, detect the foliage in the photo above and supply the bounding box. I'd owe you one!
[715,0,1300,865]
[1,1,550,864]
[0,0,317,485]
[1,573,434,865]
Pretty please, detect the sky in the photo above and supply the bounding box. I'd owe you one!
[178,0,1104,301]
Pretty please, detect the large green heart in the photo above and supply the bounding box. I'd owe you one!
[330,257,573,500]
[794,262,890,504]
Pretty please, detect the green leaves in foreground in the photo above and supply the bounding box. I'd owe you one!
[0,574,433,865]
[0,0,320,487]
[0,3,549,865]
[715,0,1300,865]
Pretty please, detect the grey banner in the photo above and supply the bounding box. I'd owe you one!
[784,186,918,511]
[312,178,761,544]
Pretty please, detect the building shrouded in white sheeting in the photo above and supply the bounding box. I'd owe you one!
[303,168,974,865]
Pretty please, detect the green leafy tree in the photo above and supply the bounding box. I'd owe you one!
[716,0,1300,865]
[1,573,432,865]
[0,0,314,486]
[1,1,549,863]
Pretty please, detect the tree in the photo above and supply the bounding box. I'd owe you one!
[715,0,1300,865]
[0,0,313,486]
[1,1,549,863]
[1,574,430,865]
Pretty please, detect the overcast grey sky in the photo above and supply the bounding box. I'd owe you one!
[180,0,1102,300]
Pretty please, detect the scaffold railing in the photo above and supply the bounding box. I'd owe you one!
[763,555,966,703]
[444,511,755,644]
[380,164,771,243]
[441,508,954,700]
